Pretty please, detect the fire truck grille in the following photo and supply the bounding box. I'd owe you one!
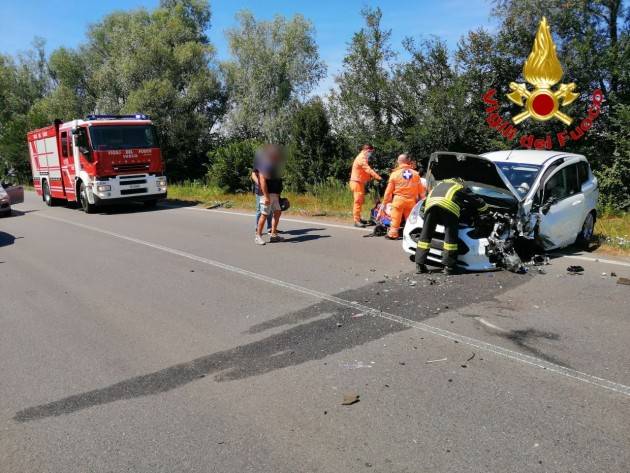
[121,188,148,196]
[113,163,150,173]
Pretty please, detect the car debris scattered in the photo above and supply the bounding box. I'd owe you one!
[342,393,360,405]
[466,353,476,362]
[617,277,630,286]
[567,265,584,274]
[425,357,448,364]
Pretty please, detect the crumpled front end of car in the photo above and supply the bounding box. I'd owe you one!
[402,201,498,271]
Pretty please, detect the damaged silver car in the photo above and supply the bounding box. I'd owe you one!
[402,150,599,271]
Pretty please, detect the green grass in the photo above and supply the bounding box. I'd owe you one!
[595,212,630,253]
[168,180,380,220]
[168,181,630,254]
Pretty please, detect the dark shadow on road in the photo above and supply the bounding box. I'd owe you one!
[14,270,529,423]
[2,209,38,218]
[278,227,331,243]
[0,231,17,248]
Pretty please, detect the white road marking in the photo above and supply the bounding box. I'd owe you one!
[35,212,630,398]
[165,204,630,268]
[161,204,373,232]
[562,254,630,268]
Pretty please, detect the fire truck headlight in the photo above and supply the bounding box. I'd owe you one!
[156,176,167,187]
[96,185,111,192]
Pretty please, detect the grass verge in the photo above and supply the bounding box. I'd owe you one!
[169,181,629,256]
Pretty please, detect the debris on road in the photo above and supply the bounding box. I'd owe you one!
[466,353,476,362]
[617,277,630,286]
[567,265,584,274]
[611,271,617,277]
[351,313,365,318]
[342,393,360,405]
[425,357,448,364]
[205,200,233,209]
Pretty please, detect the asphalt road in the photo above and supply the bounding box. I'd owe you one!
[1,192,629,473]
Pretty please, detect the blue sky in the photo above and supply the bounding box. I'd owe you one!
[0,0,496,92]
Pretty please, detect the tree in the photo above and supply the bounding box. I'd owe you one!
[221,11,326,142]
[329,7,397,154]
[0,39,50,181]
[285,98,348,191]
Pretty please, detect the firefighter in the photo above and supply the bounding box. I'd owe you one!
[349,144,382,228]
[416,178,489,275]
[382,154,425,240]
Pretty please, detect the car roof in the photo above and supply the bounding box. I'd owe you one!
[481,150,586,166]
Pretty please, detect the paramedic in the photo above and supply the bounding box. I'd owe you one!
[382,154,424,240]
[349,144,382,228]
[416,178,488,275]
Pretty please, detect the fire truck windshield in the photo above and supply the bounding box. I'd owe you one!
[89,125,158,150]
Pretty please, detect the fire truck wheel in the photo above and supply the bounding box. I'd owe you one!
[42,180,55,207]
[79,182,96,214]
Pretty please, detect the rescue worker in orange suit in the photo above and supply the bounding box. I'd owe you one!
[416,178,489,275]
[382,154,425,240]
[349,144,382,227]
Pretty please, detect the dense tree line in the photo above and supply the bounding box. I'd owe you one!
[0,0,627,209]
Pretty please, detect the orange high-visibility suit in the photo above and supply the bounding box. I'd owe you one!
[383,163,425,238]
[349,150,381,223]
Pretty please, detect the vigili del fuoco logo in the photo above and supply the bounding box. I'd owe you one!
[482,17,603,150]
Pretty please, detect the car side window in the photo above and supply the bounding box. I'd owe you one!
[577,161,589,185]
[61,132,68,158]
[544,164,580,202]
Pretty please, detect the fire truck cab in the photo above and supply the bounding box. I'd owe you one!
[27,114,167,213]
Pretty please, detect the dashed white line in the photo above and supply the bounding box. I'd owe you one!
[166,204,630,268]
[162,204,373,232]
[35,211,630,398]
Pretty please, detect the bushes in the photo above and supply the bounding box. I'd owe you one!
[206,139,260,192]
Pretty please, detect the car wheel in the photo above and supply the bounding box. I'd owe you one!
[42,180,54,206]
[576,211,596,250]
[79,182,96,214]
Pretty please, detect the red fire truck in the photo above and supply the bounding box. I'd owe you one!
[27,114,167,213]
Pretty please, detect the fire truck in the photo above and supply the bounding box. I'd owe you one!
[27,114,167,213]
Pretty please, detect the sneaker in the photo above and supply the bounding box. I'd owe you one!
[255,235,266,245]
[270,234,284,242]
[416,264,428,274]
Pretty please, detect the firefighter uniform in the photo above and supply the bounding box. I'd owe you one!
[382,163,425,239]
[350,149,381,224]
[416,179,489,270]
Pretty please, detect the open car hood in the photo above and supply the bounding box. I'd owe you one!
[426,152,521,200]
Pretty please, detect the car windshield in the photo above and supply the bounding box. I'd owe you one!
[89,125,158,150]
[495,162,542,198]
[466,181,517,203]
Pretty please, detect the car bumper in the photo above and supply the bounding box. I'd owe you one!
[402,216,497,271]
[93,192,167,206]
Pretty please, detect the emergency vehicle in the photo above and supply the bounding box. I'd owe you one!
[27,114,167,213]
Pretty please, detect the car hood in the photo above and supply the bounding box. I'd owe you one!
[426,152,521,201]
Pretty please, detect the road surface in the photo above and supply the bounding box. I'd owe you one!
[1,192,629,472]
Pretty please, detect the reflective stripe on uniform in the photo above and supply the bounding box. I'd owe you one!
[417,241,431,249]
[425,197,460,217]
[443,242,458,251]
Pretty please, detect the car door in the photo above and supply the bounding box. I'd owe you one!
[4,183,24,205]
[537,163,584,248]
